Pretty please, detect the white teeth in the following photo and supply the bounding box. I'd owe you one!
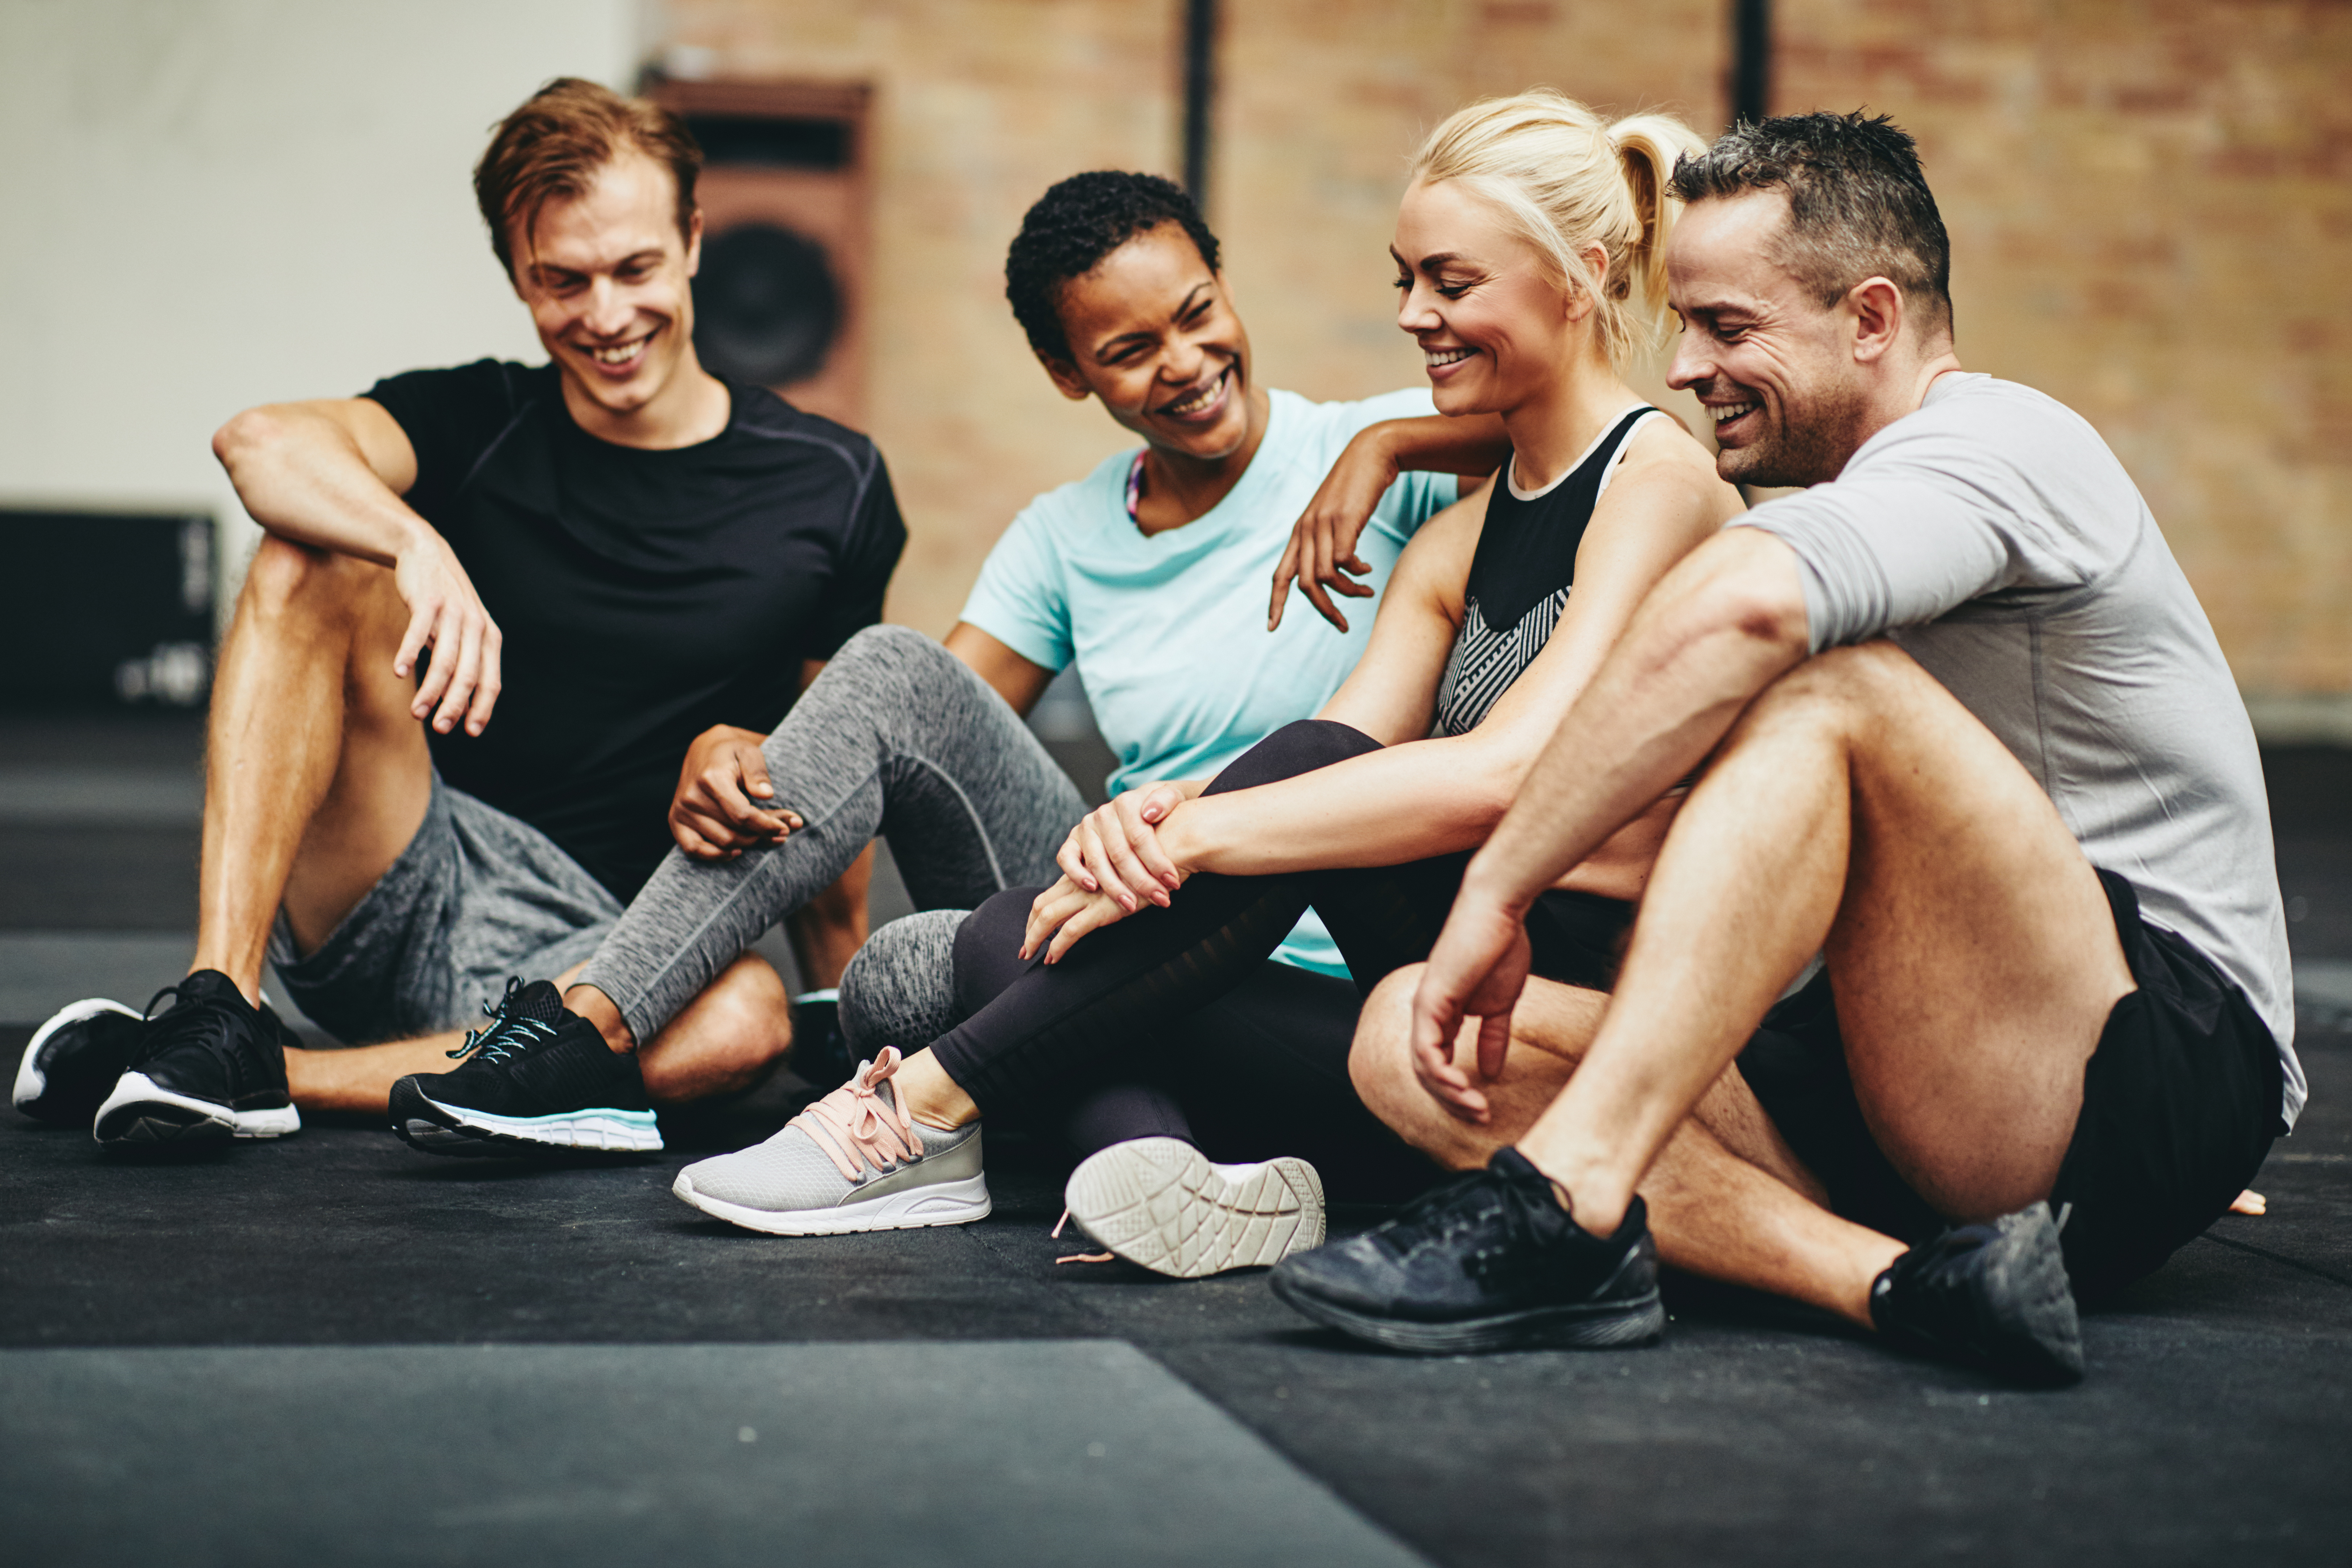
[590,339,646,366]
[1165,370,1227,415]
[1711,401,1758,425]
[1424,348,1474,367]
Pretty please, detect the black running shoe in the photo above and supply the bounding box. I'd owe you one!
[15,998,145,1127]
[1269,1147,1664,1354]
[1871,1202,2085,1386]
[92,971,302,1145]
[790,989,852,1093]
[390,978,662,1156]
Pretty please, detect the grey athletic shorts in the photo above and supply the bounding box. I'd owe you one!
[266,774,624,1044]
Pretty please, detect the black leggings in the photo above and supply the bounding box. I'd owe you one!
[935,720,1635,1127]
[1005,951,1431,1198]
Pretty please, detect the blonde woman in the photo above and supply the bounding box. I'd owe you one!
[672,91,1744,1257]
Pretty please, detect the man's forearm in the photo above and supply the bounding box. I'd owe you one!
[214,406,432,566]
[1463,534,1813,911]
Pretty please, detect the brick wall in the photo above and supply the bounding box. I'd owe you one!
[1214,0,1724,411]
[657,0,2352,718]
[1778,0,2352,714]
[656,0,1723,638]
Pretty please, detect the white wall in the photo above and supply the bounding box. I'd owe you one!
[0,0,635,614]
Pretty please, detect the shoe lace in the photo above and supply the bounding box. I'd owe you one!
[1049,1209,1114,1265]
[447,978,561,1065]
[1891,1222,2000,1328]
[137,981,250,1067]
[1380,1167,1541,1268]
[787,1046,925,1181]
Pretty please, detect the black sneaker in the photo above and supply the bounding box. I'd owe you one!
[1269,1147,1664,1354]
[1870,1202,2085,1386]
[790,989,852,1093]
[390,978,662,1156]
[15,998,145,1127]
[92,971,302,1145]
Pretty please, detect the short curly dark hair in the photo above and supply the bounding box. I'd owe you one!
[1670,110,1952,338]
[1004,171,1223,362]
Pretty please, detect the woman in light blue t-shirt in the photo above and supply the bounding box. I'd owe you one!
[667,98,1747,1270]
[537,173,1502,1200]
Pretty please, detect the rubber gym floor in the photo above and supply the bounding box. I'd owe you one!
[4,711,2346,1567]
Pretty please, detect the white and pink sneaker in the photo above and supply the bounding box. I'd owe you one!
[1061,1137,1324,1278]
[671,1048,989,1235]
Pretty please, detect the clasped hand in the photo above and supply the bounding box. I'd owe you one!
[1022,782,1193,963]
[669,724,806,861]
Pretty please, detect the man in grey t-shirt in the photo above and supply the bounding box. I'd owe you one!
[1268,112,2297,1385]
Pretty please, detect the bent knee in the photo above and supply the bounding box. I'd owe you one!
[1739,639,1934,737]
[840,910,964,1054]
[1347,967,1492,1170]
[642,956,791,1102]
[952,890,1036,1014]
[818,624,990,717]
[240,533,333,607]
[239,533,389,625]
[831,622,952,682]
[1346,966,1426,1115]
[1210,720,1382,795]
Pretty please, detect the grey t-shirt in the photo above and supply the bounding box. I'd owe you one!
[1736,372,2303,1127]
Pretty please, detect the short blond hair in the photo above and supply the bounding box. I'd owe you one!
[1410,90,1705,370]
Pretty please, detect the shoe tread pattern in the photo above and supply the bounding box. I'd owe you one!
[1068,1139,1326,1279]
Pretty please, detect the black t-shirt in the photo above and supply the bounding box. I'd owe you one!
[363,359,905,903]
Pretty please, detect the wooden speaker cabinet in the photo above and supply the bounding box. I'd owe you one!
[647,76,872,429]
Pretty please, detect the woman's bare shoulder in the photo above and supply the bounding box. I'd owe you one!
[1609,413,1744,523]
[1387,474,1493,621]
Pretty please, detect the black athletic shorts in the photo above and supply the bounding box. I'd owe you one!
[1735,868,2285,1302]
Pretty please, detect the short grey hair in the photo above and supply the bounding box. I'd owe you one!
[1669,110,1953,339]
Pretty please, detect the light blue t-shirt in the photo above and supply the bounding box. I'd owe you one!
[959,386,1453,976]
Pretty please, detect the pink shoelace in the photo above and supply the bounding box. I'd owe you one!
[1050,1209,1113,1265]
[790,1046,925,1181]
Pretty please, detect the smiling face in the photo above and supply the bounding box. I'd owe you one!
[1665,190,1876,487]
[510,152,704,430]
[1391,178,1589,420]
[1042,222,1256,461]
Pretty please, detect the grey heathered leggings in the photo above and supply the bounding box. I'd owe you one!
[576,625,1087,1045]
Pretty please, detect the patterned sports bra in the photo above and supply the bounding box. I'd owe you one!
[1433,406,1664,737]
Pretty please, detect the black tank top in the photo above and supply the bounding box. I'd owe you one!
[1434,406,1661,737]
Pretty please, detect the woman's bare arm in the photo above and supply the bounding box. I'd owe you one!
[1160,425,1739,875]
[1270,413,1511,633]
[943,622,1058,716]
[1055,483,1485,908]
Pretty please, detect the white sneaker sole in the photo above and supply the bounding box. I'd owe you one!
[92,1071,301,1143]
[422,1096,663,1153]
[1064,1137,1325,1278]
[673,1168,992,1235]
[14,997,140,1112]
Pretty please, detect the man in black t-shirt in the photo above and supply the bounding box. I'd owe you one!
[17,79,903,1152]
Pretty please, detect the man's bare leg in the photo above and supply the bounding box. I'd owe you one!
[191,535,433,1003]
[294,952,790,1115]
[1352,968,1905,1326]
[1519,642,2134,1237]
[197,538,796,1119]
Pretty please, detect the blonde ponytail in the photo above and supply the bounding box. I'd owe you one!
[1409,91,1706,370]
